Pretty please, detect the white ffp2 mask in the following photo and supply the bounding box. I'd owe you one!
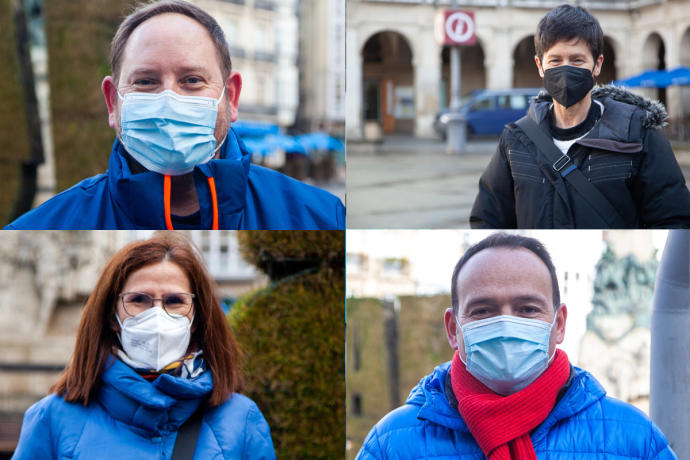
[116,307,192,371]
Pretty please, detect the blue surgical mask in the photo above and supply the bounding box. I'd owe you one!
[460,314,557,395]
[118,88,227,176]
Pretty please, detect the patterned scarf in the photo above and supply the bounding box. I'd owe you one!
[115,348,206,382]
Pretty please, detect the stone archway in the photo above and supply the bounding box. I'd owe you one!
[512,35,541,88]
[643,32,666,106]
[440,40,486,106]
[361,31,415,135]
[599,36,618,85]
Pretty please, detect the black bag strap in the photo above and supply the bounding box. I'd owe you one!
[171,404,204,460]
[515,116,626,228]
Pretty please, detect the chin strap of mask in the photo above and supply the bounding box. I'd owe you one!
[163,175,219,230]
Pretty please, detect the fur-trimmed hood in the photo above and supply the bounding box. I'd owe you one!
[534,84,668,129]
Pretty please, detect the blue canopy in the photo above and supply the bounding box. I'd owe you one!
[668,67,690,86]
[294,132,345,153]
[266,133,308,155]
[241,137,273,157]
[614,69,671,88]
[232,120,281,138]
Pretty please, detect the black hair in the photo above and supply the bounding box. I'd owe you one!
[535,4,603,61]
[450,232,560,316]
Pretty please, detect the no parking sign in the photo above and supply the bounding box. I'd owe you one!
[434,10,476,46]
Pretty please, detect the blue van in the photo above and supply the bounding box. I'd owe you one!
[434,88,541,138]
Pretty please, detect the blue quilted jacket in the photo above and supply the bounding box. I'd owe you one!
[357,362,676,460]
[12,356,275,459]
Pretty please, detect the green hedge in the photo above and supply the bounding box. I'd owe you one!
[238,230,344,279]
[0,0,30,224]
[45,0,131,191]
[231,231,345,459]
[229,269,345,459]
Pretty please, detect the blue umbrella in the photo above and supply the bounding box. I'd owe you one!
[295,132,345,153]
[614,69,672,88]
[668,67,690,86]
[266,133,308,155]
[232,120,281,138]
[240,137,273,157]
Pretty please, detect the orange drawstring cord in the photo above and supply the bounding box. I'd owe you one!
[163,174,219,230]
[207,176,219,230]
[164,174,174,230]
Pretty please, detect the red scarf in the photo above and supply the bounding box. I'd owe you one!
[450,349,569,460]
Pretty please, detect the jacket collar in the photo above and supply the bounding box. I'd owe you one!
[107,128,251,229]
[407,361,606,434]
[97,356,213,435]
[528,92,643,146]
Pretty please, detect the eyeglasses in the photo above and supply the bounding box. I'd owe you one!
[119,292,195,318]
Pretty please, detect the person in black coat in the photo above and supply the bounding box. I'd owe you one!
[470,5,690,228]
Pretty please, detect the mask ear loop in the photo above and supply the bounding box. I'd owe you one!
[455,315,468,366]
[547,307,560,364]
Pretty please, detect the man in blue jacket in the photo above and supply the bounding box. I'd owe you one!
[357,233,676,460]
[6,0,344,230]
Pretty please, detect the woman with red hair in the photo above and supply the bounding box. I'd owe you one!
[12,232,275,459]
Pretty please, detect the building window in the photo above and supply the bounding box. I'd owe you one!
[254,0,274,10]
[352,394,362,416]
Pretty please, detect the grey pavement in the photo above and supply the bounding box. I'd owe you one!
[347,137,690,229]
[346,136,498,228]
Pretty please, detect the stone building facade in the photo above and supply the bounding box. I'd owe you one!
[196,0,300,126]
[346,0,690,139]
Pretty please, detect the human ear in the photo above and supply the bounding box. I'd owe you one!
[593,54,604,78]
[554,304,567,344]
[535,55,545,78]
[444,308,460,350]
[224,71,242,122]
[102,76,119,129]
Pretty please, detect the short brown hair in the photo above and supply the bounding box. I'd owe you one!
[110,0,232,85]
[51,232,244,407]
[535,4,603,61]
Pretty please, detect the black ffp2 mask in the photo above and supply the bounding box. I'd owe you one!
[543,65,595,108]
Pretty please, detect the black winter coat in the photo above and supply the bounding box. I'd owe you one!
[470,85,690,228]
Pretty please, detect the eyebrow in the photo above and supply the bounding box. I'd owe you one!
[464,294,548,309]
[547,53,587,60]
[127,65,211,77]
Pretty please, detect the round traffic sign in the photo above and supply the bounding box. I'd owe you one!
[445,11,475,44]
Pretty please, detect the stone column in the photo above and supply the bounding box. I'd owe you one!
[413,27,441,138]
[487,28,513,89]
[346,27,363,140]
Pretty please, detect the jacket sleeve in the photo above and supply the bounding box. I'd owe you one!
[12,399,55,460]
[648,420,678,460]
[469,133,517,228]
[633,129,690,228]
[242,403,276,460]
[355,426,384,460]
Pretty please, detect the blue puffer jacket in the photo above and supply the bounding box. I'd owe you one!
[12,357,275,459]
[357,362,676,460]
[5,128,344,230]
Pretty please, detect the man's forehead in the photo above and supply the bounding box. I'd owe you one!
[120,13,220,74]
[456,247,554,307]
[456,247,552,286]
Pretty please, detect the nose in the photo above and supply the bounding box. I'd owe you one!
[152,297,165,308]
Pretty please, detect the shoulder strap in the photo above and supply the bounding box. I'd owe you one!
[171,405,204,460]
[515,116,626,228]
